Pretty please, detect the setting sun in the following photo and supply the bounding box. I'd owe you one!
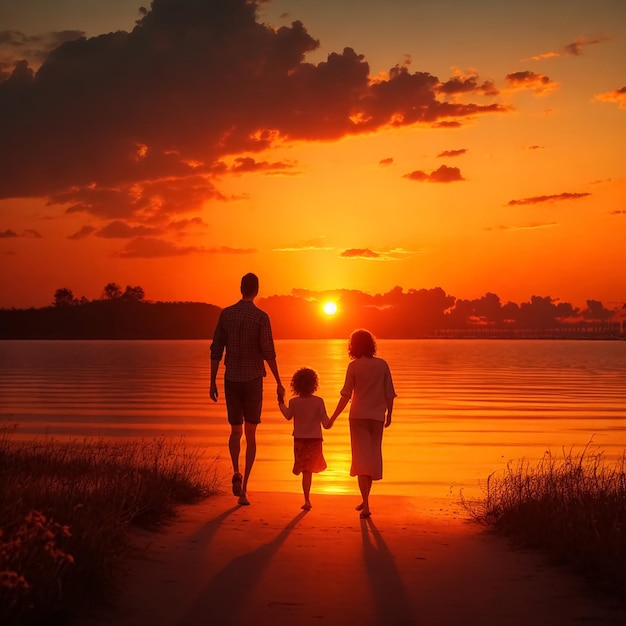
[323,301,338,316]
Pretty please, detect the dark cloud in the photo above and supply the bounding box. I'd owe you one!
[403,164,464,183]
[429,165,464,182]
[360,64,508,130]
[47,175,226,221]
[431,120,462,128]
[117,237,256,258]
[507,192,591,206]
[437,148,466,158]
[167,217,208,231]
[403,170,429,182]
[610,210,626,215]
[118,238,199,258]
[379,157,394,166]
[67,225,96,240]
[230,156,295,174]
[0,0,509,221]
[563,36,608,56]
[96,221,162,239]
[341,247,411,261]
[340,248,380,259]
[505,71,558,94]
[525,35,608,62]
[0,228,42,238]
[437,74,498,96]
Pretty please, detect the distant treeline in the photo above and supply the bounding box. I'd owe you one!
[1,285,624,339]
[0,300,221,339]
[258,289,625,339]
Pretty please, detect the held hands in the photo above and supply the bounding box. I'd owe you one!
[277,383,286,404]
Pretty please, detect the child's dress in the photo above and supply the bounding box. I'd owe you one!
[282,395,331,475]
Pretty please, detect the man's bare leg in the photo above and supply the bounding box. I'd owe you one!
[238,422,257,505]
[242,422,257,491]
[229,425,244,496]
[229,425,243,474]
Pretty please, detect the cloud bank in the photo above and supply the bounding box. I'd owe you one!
[0,0,509,225]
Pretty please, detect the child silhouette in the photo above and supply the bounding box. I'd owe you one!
[279,367,332,510]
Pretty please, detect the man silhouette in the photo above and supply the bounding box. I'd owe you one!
[210,273,285,505]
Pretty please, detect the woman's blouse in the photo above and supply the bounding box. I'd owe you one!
[340,356,396,421]
[280,395,331,438]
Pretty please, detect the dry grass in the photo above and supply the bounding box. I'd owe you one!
[0,426,220,625]
[463,443,626,601]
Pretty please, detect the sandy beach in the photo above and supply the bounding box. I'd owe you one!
[84,490,625,626]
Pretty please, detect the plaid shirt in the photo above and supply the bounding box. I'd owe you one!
[210,300,277,382]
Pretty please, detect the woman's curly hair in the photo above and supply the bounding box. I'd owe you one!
[348,329,377,359]
[290,367,319,396]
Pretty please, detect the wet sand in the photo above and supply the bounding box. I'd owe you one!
[85,491,625,626]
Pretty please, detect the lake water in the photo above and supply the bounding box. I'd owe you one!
[1,339,625,500]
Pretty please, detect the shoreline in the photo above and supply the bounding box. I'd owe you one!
[83,490,626,626]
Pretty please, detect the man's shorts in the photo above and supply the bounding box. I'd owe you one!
[224,377,263,425]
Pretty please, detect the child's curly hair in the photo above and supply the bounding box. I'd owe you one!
[290,367,319,396]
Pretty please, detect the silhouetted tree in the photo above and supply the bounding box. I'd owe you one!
[501,301,520,323]
[53,288,76,307]
[582,299,613,321]
[517,295,577,328]
[473,292,504,323]
[103,282,122,299]
[122,285,145,301]
[446,294,501,326]
[445,297,474,326]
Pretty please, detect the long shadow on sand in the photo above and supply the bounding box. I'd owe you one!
[361,517,416,626]
[182,505,241,570]
[190,505,241,546]
[180,509,309,626]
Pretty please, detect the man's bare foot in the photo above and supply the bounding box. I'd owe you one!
[355,502,364,511]
[359,510,371,518]
[238,492,250,505]
[301,501,312,510]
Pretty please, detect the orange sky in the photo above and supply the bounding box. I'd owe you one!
[0,0,624,311]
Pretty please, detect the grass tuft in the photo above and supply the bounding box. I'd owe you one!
[0,425,220,625]
[462,443,626,601]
